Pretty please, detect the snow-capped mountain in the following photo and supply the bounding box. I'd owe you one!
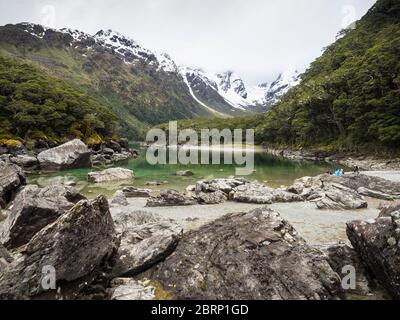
[19,22,300,115]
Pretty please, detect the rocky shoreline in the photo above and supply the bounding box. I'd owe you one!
[263,146,400,171]
[0,138,139,173]
[1,154,400,300]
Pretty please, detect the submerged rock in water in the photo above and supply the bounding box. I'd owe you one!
[37,139,91,171]
[122,186,151,198]
[146,190,196,207]
[147,207,341,300]
[88,168,135,183]
[0,195,118,300]
[176,170,194,177]
[110,278,155,300]
[111,211,182,277]
[0,160,26,209]
[0,185,86,250]
[347,205,400,299]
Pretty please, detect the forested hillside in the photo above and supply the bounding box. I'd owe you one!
[177,0,400,155]
[0,54,117,147]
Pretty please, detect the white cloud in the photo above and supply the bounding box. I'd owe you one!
[0,0,376,84]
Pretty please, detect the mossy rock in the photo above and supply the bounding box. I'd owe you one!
[86,134,104,146]
[0,139,23,148]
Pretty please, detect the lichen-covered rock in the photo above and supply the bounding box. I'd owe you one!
[37,139,91,171]
[347,206,400,299]
[0,160,26,209]
[0,195,118,300]
[316,184,368,210]
[147,207,341,300]
[88,168,135,183]
[110,278,155,300]
[111,211,182,277]
[0,185,86,249]
[146,190,196,207]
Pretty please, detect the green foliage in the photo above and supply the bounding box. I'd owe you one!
[0,54,117,144]
[256,0,400,152]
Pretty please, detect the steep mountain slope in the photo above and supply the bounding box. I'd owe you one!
[0,53,117,146]
[176,0,400,154]
[257,0,400,152]
[0,23,214,139]
[180,68,300,113]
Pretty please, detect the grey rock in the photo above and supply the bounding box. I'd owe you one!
[0,160,26,209]
[357,187,394,201]
[0,185,86,250]
[10,155,38,171]
[88,168,135,183]
[0,195,118,300]
[110,278,155,300]
[122,186,151,198]
[147,207,341,300]
[347,206,400,299]
[196,190,227,205]
[102,148,115,156]
[111,211,182,277]
[37,139,91,171]
[324,242,374,297]
[111,190,129,206]
[146,190,196,207]
[316,184,367,210]
[176,170,194,177]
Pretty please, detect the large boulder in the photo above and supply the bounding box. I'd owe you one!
[111,211,183,277]
[146,190,197,207]
[88,168,135,183]
[347,206,400,299]
[0,195,118,300]
[324,242,374,297]
[0,160,26,208]
[232,183,303,204]
[0,185,86,249]
[196,190,227,205]
[147,207,341,300]
[316,184,368,210]
[37,139,91,171]
[9,155,38,172]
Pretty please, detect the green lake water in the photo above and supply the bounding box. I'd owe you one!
[28,149,338,198]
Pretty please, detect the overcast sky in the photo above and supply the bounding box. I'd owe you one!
[0,0,376,84]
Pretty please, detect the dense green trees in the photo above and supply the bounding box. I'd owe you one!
[0,54,117,145]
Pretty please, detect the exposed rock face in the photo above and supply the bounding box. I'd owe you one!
[324,242,373,297]
[347,206,400,299]
[88,168,135,183]
[122,186,151,198]
[0,160,26,208]
[111,211,182,277]
[0,185,85,249]
[110,278,155,300]
[110,190,128,206]
[148,207,341,300]
[146,190,196,207]
[233,183,303,204]
[316,184,368,210]
[0,195,118,300]
[357,187,394,201]
[196,191,227,205]
[9,155,38,171]
[37,139,91,171]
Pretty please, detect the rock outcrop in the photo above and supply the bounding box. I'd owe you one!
[0,160,26,209]
[0,195,118,300]
[111,211,183,277]
[37,139,91,171]
[147,207,341,300]
[347,204,400,299]
[109,278,155,300]
[0,185,85,249]
[146,190,196,207]
[88,168,135,183]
